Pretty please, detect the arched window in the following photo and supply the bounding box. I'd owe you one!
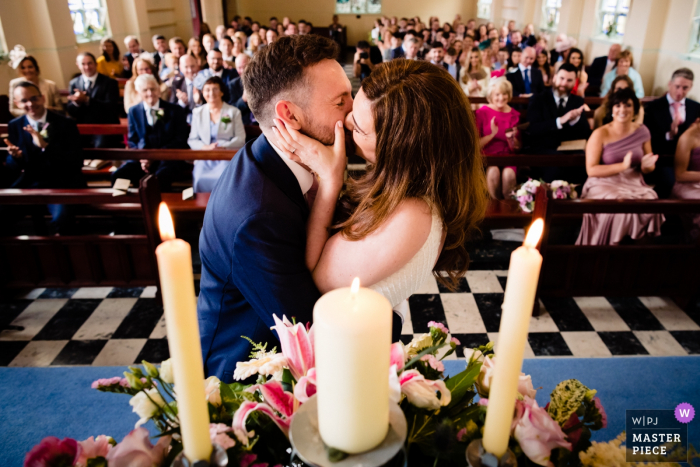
[542,0,562,31]
[68,0,110,43]
[597,0,631,39]
[477,0,493,20]
[689,2,700,55]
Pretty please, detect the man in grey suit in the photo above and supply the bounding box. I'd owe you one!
[170,54,200,123]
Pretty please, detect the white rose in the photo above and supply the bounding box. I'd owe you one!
[204,376,222,407]
[129,388,165,427]
[159,359,174,384]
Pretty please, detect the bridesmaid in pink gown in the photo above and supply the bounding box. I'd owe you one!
[475,78,521,199]
[672,118,700,239]
[576,88,664,245]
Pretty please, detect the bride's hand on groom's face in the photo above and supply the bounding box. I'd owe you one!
[272,118,346,189]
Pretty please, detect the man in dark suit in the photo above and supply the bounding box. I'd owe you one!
[3,82,85,233]
[152,35,169,71]
[169,54,199,123]
[644,68,699,197]
[193,49,238,102]
[526,63,592,182]
[227,54,255,125]
[588,44,621,93]
[443,47,461,81]
[506,30,524,56]
[122,35,145,79]
[111,74,190,192]
[66,52,121,148]
[506,47,545,96]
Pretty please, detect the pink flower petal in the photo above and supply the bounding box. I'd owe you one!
[294,368,317,403]
[232,401,291,443]
[389,343,405,371]
[272,315,314,380]
[247,381,295,418]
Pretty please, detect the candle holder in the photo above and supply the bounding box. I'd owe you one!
[289,395,407,467]
[171,444,229,467]
[466,439,517,467]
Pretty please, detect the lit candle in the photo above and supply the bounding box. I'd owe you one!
[482,219,544,458]
[314,278,393,454]
[156,203,212,462]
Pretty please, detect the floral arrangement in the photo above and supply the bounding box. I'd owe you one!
[25,317,609,467]
[512,179,578,213]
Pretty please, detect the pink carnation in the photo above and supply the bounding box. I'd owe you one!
[427,321,449,334]
[77,435,112,466]
[420,354,445,372]
[451,337,461,346]
[24,437,81,467]
[91,377,122,389]
[209,423,236,450]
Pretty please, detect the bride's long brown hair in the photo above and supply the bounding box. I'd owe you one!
[335,59,488,289]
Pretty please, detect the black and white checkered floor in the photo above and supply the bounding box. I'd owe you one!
[2,270,699,367]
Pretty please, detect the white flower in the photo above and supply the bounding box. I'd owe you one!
[463,348,485,364]
[233,353,288,381]
[399,370,451,410]
[204,376,222,407]
[129,388,165,427]
[404,333,433,358]
[159,359,173,384]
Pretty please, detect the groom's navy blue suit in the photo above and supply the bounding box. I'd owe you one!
[198,134,321,383]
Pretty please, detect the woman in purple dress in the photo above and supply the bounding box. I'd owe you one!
[672,117,700,238]
[475,78,521,199]
[576,88,664,245]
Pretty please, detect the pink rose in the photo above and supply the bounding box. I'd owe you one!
[427,321,450,335]
[209,423,236,450]
[105,428,171,467]
[513,397,571,466]
[77,435,111,466]
[24,437,81,467]
[476,356,537,399]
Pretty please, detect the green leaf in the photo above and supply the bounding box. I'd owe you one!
[445,363,481,408]
[325,446,349,462]
[86,457,108,467]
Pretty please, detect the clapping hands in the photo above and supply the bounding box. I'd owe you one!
[68,90,89,105]
[641,153,658,174]
[489,117,499,136]
[3,138,23,159]
[560,104,589,124]
[22,124,47,149]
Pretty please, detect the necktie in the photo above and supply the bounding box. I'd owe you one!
[523,68,531,94]
[85,79,92,92]
[672,101,683,124]
[558,97,567,116]
[187,82,193,105]
[150,109,157,126]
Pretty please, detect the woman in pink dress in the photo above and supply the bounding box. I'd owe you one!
[672,117,700,239]
[475,78,521,199]
[576,88,663,245]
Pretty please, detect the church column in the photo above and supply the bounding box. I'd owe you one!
[201,0,225,29]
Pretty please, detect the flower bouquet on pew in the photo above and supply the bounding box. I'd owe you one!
[24,317,608,467]
[512,179,578,213]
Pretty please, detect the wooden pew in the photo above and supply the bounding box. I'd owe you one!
[532,188,700,309]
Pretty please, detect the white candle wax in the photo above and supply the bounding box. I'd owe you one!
[156,203,212,462]
[314,279,393,454]
[482,219,543,458]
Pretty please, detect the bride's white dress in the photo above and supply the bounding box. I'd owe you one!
[369,205,443,320]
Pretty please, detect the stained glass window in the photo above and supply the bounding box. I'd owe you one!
[598,0,631,39]
[68,0,109,43]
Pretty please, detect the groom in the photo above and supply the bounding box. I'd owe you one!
[197,35,354,382]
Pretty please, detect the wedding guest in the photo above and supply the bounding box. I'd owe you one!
[266,28,278,45]
[476,79,521,199]
[194,49,238,101]
[564,48,588,97]
[506,30,524,55]
[3,82,84,234]
[67,52,121,148]
[285,22,298,36]
[476,24,488,43]
[160,37,187,80]
[594,75,644,129]
[396,36,420,60]
[459,47,490,98]
[111,74,190,192]
[672,118,700,238]
[96,38,124,78]
[123,56,171,112]
[588,44,621,91]
[427,46,446,67]
[160,53,178,85]
[170,54,200,122]
[202,34,216,53]
[534,49,552,87]
[246,34,262,56]
[522,24,537,47]
[219,36,236,67]
[576,88,663,245]
[227,54,254,124]
[189,77,245,193]
[188,37,208,70]
[506,47,544,96]
[9,56,62,117]
[354,41,375,82]
[214,25,226,48]
[507,48,521,72]
[645,68,699,198]
[152,35,169,71]
[493,47,510,71]
[550,34,575,66]
[600,50,644,98]
[443,47,461,81]
[276,24,285,37]
[122,35,144,78]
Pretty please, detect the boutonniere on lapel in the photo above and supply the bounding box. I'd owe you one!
[39,122,50,141]
[220,114,232,129]
[155,109,165,121]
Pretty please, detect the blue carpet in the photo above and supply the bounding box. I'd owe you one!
[1,358,699,466]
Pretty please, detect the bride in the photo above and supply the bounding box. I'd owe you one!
[273,60,488,318]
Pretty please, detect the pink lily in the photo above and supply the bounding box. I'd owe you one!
[233,381,296,443]
[271,315,314,381]
[398,369,451,410]
[294,367,317,403]
[390,342,405,371]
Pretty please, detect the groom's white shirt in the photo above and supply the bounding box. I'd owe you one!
[269,140,314,195]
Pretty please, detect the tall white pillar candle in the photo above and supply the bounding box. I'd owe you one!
[314,278,393,454]
[156,203,212,462]
[482,219,544,458]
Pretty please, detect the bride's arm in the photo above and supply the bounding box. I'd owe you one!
[312,198,433,293]
[272,119,347,270]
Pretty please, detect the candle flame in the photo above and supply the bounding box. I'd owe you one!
[351,277,360,294]
[158,202,175,242]
[524,218,544,248]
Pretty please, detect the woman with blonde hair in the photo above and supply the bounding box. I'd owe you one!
[9,56,62,116]
[123,56,171,112]
[188,37,207,69]
[246,33,262,57]
[600,49,644,98]
[460,47,490,98]
[475,78,522,199]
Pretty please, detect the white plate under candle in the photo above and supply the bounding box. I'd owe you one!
[289,395,407,467]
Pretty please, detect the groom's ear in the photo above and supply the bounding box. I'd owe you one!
[273,100,303,131]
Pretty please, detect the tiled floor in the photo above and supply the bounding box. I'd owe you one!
[2,272,699,367]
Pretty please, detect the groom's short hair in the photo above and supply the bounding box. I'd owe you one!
[242,34,339,127]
